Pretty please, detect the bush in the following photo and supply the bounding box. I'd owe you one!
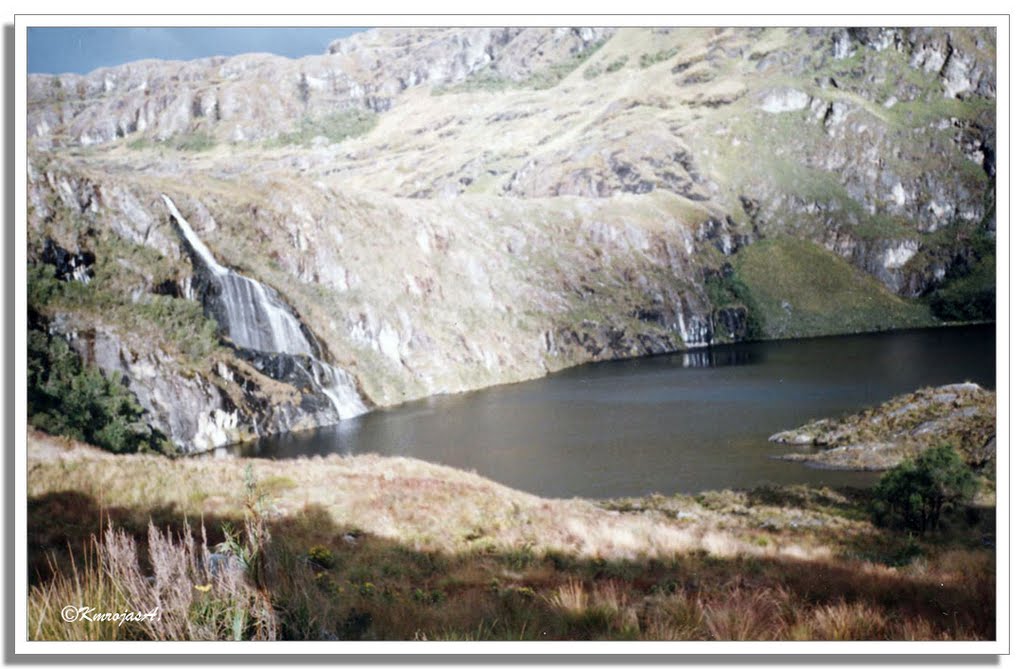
[27,328,171,454]
[929,254,996,322]
[172,131,216,152]
[307,545,336,570]
[871,445,979,532]
[704,270,763,340]
[29,520,277,640]
[639,48,679,68]
[605,55,629,73]
[29,258,220,363]
[270,110,377,147]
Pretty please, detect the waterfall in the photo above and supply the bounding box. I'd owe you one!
[161,196,225,275]
[162,195,366,421]
[162,195,311,356]
[308,360,365,421]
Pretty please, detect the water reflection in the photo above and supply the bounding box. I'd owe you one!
[677,347,757,368]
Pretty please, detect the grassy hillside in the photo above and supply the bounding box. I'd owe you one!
[733,237,935,339]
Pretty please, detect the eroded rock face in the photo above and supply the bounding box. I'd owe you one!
[27,27,615,146]
[50,316,238,452]
[45,313,356,453]
[26,27,995,452]
[758,87,810,113]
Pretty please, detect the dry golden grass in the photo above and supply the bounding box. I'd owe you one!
[27,432,995,641]
[30,520,277,641]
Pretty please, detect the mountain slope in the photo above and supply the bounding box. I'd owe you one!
[26,27,996,452]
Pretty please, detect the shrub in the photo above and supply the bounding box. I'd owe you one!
[29,254,220,363]
[639,48,679,68]
[704,270,764,340]
[929,254,996,322]
[270,110,377,147]
[29,520,277,640]
[871,445,980,532]
[27,328,172,454]
[306,545,336,570]
[605,55,629,73]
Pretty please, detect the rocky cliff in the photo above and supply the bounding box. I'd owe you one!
[26,27,996,452]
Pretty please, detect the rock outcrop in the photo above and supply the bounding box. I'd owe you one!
[770,383,996,471]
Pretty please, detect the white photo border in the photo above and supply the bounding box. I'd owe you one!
[9,5,1014,658]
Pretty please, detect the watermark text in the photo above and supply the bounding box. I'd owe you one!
[61,605,160,627]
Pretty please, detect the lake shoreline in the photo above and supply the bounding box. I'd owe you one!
[218,324,994,499]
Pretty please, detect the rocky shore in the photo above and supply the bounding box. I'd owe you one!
[770,382,995,472]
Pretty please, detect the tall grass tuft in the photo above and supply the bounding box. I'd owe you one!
[29,520,277,640]
[29,468,277,640]
[30,542,130,641]
[700,584,791,640]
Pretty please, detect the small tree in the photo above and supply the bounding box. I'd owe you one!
[872,445,979,532]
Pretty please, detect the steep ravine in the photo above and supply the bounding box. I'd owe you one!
[26,27,996,453]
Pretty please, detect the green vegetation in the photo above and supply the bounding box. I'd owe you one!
[268,109,377,147]
[872,445,980,532]
[30,470,276,640]
[29,190,221,364]
[173,130,217,152]
[126,130,216,152]
[28,261,220,363]
[605,55,629,73]
[843,213,921,242]
[773,384,995,471]
[584,55,629,80]
[887,96,995,131]
[929,255,996,321]
[306,544,336,570]
[27,329,171,455]
[704,269,764,341]
[433,71,510,94]
[639,48,679,68]
[928,229,996,322]
[126,136,152,151]
[732,236,934,338]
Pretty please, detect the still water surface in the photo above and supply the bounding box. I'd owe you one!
[225,324,995,499]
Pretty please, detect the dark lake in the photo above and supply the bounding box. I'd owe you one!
[223,324,995,499]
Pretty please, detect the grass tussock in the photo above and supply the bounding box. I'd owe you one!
[31,519,277,641]
[28,434,994,641]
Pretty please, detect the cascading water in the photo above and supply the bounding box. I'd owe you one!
[161,195,366,421]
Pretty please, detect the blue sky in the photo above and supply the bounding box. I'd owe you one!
[27,27,368,75]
